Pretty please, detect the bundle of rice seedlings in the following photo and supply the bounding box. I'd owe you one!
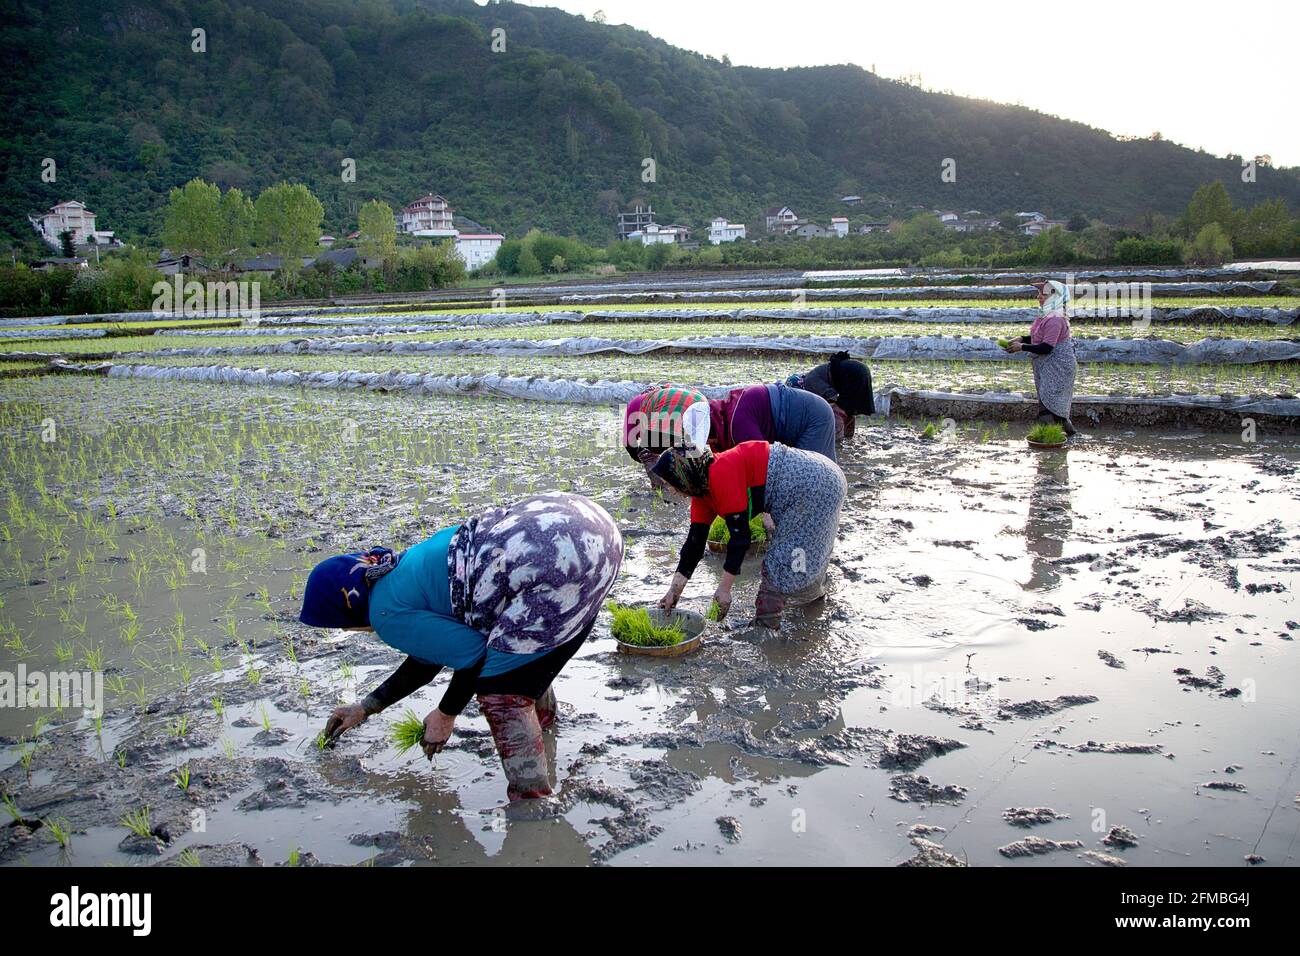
[996,338,1013,349]
[706,600,724,622]
[607,602,685,647]
[920,421,941,440]
[390,709,427,754]
[1027,423,1068,444]
[707,514,768,545]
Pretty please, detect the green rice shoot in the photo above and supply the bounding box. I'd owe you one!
[389,708,426,755]
[1027,423,1068,444]
[607,601,686,647]
[706,600,723,622]
[707,515,768,545]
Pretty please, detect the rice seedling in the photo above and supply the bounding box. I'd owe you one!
[172,765,191,791]
[43,817,72,850]
[114,748,127,769]
[212,696,225,719]
[707,515,768,546]
[178,848,202,867]
[120,806,152,839]
[706,600,723,622]
[80,644,105,671]
[168,716,188,739]
[221,738,236,759]
[389,709,427,755]
[1027,423,1068,445]
[607,602,686,647]
[2,793,24,823]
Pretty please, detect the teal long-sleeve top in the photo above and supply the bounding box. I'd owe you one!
[364,526,544,715]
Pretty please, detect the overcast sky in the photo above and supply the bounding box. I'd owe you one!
[513,0,1298,168]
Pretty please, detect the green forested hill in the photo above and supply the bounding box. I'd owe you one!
[2,0,1296,248]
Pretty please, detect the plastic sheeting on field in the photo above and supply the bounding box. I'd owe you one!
[67,362,1299,424]
[806,265,1299,283]
[559,281,1279,304]
[129,332,1300,366]
[888,386,1300,420]
[0,327,108,340]
[250,304,1298,329]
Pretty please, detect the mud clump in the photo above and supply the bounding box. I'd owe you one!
[1097,650,1126,669]
[1201,780,1247,792]
[999,836,1084,858]
[899,837,966,867]
[888,773,967,805]
[715,816,743,843]
[1002,807,1070,827]
[1080,849,1128,867]
[1175,665,1225,690]
[1103,825,1139,848]
[879,733,966,771]
[997,695,1098,720]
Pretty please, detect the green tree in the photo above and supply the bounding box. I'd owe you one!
[1235,199,1293,258]
[516,245,542,276]
[254,183,325,263]
[357,199,397,262]
[58,230,75,259]
[1187,222,1233,265]
[1182,181,1237,238]
[162,178,223,257]
[218,188,255,265]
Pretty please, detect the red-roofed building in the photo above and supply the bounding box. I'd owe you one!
[400,194,455,236]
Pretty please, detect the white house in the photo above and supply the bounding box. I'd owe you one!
[830,217,849,238]
[933,210,959,223]
[627,223,686,245]
[793,222,831,239]
[1016,211,1046,222]
[400,194,456,236]
[945,218,999,233]
[1020,219,1067,236]
[765,206,799,233]
[29,200,115,248]
[454,233,504,270]
[708,217,747,244]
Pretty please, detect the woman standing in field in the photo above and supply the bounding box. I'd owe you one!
[786,351,875,442]
[1004,279,1077,436]
[299,492,623,802]
[652,441,846,629]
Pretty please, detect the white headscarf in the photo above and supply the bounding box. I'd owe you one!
[1040,279,1070,315]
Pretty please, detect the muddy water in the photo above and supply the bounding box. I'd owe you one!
[1,377,1297,866]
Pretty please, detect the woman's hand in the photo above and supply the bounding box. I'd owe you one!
[711,584,733,621]
[1006,340,1023,353]
[760,512,776,536]
[658,572,687,610]
[420,708,456,759]
[323,702,368,745]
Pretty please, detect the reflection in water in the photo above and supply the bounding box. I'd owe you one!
[1022,453,1073,591]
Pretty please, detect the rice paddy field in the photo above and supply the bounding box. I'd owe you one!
[2,268,1298,868]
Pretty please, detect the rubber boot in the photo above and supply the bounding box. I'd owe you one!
[754,574,786,630]
[477,693,551,802]
[535,685,558,730]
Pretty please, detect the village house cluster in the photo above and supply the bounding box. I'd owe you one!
[25,190,1075,275]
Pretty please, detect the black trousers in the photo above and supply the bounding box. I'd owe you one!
[475,620,592,699]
